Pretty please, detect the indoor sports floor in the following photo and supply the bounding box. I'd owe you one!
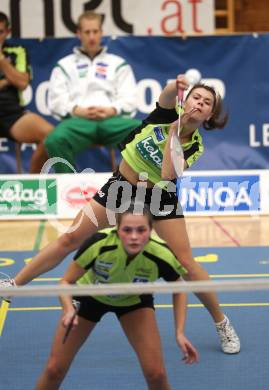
[1,216,269,389]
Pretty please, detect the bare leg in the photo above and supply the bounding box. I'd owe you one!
[29,142,49,173]
[120,308,170,390]
[154,218,224,322]
[36,315,96,390]
[15,200,111,285]
[10,112,53,173]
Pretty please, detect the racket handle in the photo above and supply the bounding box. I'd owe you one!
[176,80,184,104]
[62,301,81,344]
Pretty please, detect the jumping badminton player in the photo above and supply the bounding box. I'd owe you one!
[1,74,240,354]
[36,204,198,389]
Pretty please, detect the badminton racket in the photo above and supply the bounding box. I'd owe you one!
[0,272,14,336]
[176,81,184,137]
[0,272,14,303]
[170,81,185,177]
[62,300,80,344]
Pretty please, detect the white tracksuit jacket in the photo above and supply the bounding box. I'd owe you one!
[48,46,138,119]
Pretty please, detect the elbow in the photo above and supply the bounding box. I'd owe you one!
[161,174,175,181]
[17,80,29,91]
[161,170,176,181]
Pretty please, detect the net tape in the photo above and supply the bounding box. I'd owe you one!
[1,278,269,298]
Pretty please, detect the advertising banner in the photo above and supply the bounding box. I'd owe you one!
[177,172,261,215]
[0,170,269,220]
[1,34,269,173]
[0,178,57,216]
[0,0,214,38]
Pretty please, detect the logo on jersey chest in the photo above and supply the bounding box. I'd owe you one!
[153,126,165,142]
[136,136,163,168]
[76,63,88,78]
[94,259,113,280]
[95,62,108,79]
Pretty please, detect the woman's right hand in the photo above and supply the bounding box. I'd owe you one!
[159,74,189,109]
[176,74,190,92]
[62,307,79,329]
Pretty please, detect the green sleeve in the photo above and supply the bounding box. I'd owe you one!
[15,46,30,73]
[74,231,108,269]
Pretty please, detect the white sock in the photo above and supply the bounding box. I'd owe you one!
[215,315,228,326]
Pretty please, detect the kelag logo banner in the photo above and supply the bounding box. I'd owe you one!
[177,175,260,213]
[0,179,57,215]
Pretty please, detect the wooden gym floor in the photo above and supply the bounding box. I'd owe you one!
[0,215,268,251]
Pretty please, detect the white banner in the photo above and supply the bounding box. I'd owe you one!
[0,0,215,38]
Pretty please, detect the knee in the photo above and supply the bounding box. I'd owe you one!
[58,220,89,253]
[144,365,168,387]
[44,131,67,153]
[182,261,208,281]
[58,231,84,253]
[178,255,197,271]
[44,131,58,146]
[43,358,67,384]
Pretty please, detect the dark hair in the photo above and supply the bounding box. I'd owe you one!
[0,12,9,29]
[116,202,153,229]
[185,84,228,130]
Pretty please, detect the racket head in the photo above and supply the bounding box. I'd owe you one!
[170,132,185,177]
[0,272,12,281]
[0,272,14,303]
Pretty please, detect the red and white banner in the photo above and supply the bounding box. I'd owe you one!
[0,0,215,38]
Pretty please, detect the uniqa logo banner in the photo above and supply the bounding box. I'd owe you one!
[177,175,260,212]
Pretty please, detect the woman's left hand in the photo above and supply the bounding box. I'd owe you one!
[176,333,199,364]
[180,107,198,127]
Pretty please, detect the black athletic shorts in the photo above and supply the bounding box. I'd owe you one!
[0,108,24,140]
[75,294,155,323]
[93,171,184,220]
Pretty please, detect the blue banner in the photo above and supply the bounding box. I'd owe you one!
[1,34,269,173]
[177,174,260,213]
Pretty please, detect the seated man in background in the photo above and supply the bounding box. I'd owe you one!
[45,10,141,174]
[0,12,53,173]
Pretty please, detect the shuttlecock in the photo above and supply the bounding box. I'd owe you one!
[185,68,202,85]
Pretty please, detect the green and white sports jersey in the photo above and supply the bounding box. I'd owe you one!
[121,103,204,185]
[74,228,186,307]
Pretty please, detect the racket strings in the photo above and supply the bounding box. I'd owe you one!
[0,273,16,303]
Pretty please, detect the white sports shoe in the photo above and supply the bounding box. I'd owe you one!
[215,315,240,354]
[0,277,15,303]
